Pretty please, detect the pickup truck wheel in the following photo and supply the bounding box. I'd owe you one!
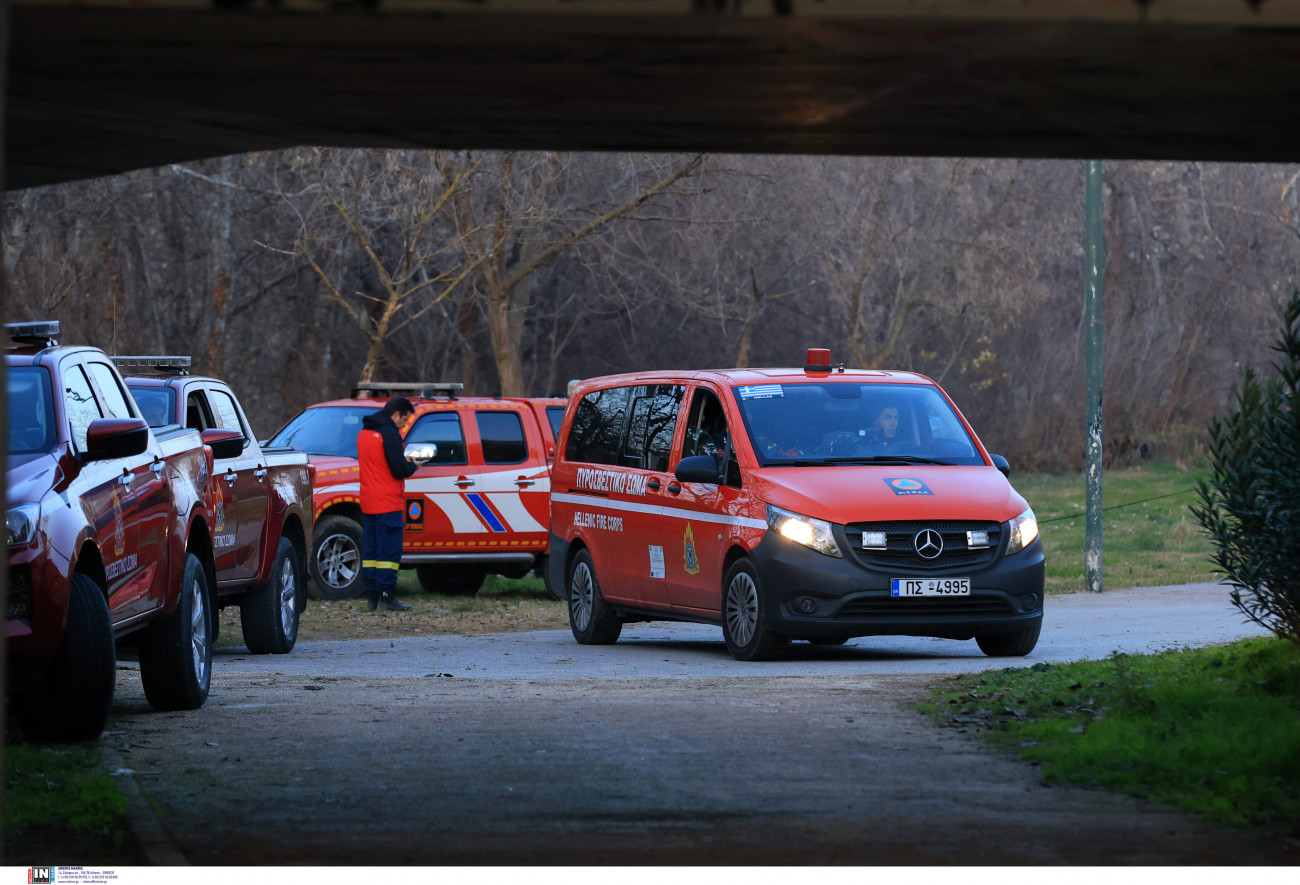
[722,559,789,662]
[568,550,621,645]
[416,565,486,596]
[241,537,301,655]
[310,515,364,599]
[140,552,213,711]
[12,573,116,742]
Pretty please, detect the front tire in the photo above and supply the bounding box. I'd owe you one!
[140,552,213,711]
[241,537,301,654]
[976,618,1042,657]
[310,515,364,599]
[12,572,116,742]
[568,550,621,644]
[722,559,788,661]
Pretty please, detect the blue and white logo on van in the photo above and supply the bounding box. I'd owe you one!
[885,477,933,496]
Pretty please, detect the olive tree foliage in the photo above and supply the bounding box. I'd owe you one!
[1190,291,1300,645]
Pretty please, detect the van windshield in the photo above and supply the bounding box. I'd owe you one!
[731,381,984,467]
[267,406,374,458]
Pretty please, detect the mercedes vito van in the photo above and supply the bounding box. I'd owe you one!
[547,349,1044,661]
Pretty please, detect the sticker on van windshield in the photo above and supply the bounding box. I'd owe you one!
[885,478,933,496]
[737,384,784,399]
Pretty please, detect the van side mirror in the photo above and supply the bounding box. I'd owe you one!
[675,454,721,485]
[84,418,150,461]
[990,454,1010,478]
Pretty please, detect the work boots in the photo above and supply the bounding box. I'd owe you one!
[375,592,411,612]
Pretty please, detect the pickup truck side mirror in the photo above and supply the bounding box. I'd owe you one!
[84,418,150,461]
[989,454,1011,478]
[202,428,245,460]
[675,454,721,485]
[404,442,438,465]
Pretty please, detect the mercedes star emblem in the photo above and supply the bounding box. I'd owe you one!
[913,528,943,560]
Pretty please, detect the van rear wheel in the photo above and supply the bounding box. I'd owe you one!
[568,550,621,644]
[722,559,788,662]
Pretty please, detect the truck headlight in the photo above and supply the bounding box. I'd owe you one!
[766,504,843,559]
[7,504,40,547]
[1006,508,1039,554]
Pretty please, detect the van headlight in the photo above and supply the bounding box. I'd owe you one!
[766,504,843,558]
[1006,508,1039,554]
[7,504,40,547]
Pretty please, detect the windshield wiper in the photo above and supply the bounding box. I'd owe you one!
[766,456,955,467]
[820,455,956,466]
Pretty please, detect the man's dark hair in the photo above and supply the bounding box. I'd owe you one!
[381,396,415,417]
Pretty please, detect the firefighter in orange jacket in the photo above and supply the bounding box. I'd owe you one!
[358,397,419,611]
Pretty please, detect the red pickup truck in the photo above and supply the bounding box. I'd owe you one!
[116,357,315,656]
[6,322,240,741]
[266,382,565,600]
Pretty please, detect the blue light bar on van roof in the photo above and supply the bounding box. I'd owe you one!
[6,321,60,344]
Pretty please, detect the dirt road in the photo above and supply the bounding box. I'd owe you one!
[106,664,1294,865]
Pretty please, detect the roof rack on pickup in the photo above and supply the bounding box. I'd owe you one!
[351,381,464,400]
[6,321,60,347]
[111,355,192,375]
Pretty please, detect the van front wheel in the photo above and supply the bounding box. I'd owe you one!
[568,550,621,645]
[722,559,789,662]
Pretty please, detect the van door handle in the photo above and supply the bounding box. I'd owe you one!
[647,478,661,491]
[150,459,165,476]
[254,468,268,482]
[667,483,681,495]
[514,477,535,488]
[454,477,475,489]
[118,472,133,488]
[224,471,238,485]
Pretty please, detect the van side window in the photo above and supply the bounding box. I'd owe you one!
[406,412,467,465]
[64,364,103,452]
[476,411,528,464]
[623,384,684,472]
[683,388,740,487]
[564,386,631,466]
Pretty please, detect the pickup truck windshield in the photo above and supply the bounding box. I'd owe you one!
[7,367,57,455]
[268,406,373,458]
[732,381,984,467]
[126,385,177,428]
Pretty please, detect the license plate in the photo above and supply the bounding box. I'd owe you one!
[890,577,971,597]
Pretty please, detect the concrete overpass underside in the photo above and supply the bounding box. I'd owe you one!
[7,1,1300,190]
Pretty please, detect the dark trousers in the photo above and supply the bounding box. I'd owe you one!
[362,511,404,597]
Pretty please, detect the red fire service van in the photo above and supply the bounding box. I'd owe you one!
[548,349,1044,661]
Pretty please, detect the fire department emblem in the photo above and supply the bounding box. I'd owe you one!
[215,496,225,533]
[112,491,125,557]
[682,522,700,576]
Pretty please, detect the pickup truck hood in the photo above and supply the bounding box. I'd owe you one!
[305,454,359,477]
[6,452,61,507]
[750,464,1027,525]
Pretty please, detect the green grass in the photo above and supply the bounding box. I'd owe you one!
[922,637,1300,830]
[3,742,137,861]
[1011,460,1219,595]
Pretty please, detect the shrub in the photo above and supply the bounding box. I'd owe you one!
[1190,291,1300,644]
